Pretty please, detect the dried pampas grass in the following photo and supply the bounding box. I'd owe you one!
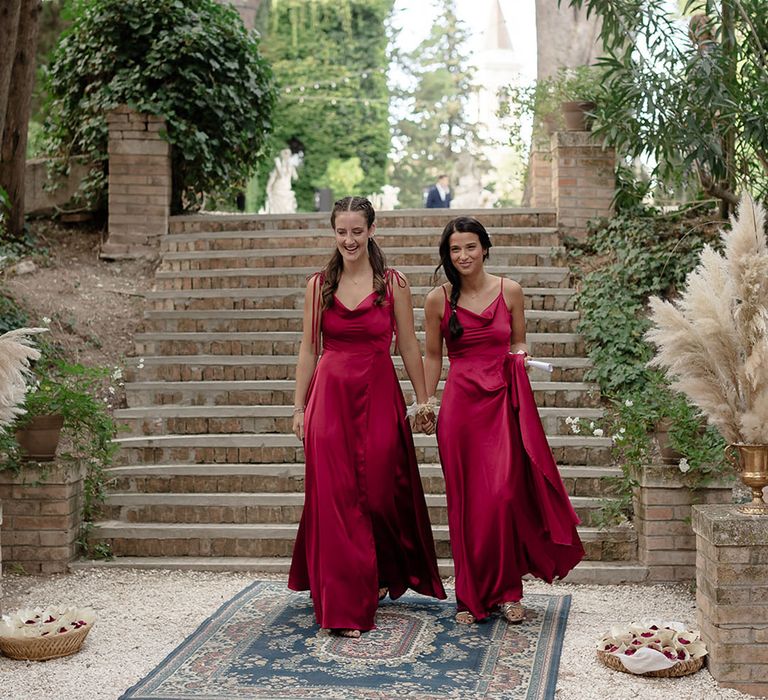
[646,193,768,444]
[0,327,48,429]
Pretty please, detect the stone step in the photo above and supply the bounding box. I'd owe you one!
[125,354,590,384]
[70,557,649,583]
[153,265,571,290]
[143,308,581,334]
[131,331,585,357]
[101,492,606,526]
[167,209,558,235]
[159,246,566,272]
[124,379,601,408]
[105,462,621,498]
[115,403,603,437]
[111,432,614,467]
[90,520,636,561]
[146,286,578,312]
[161,227,562,251]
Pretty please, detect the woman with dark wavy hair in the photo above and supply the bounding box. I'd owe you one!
[423,216,584,625]
[288,196,445,638]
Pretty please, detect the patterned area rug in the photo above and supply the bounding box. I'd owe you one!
[121,581,570,700]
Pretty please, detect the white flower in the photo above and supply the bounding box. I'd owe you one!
[42,316,52,325]
[108,387,116,395]
[111,368,123,381]
[593,428,604,437]
[625,399,634,407]
[611,433,620,443]
[589,421,595,430]
[620,427,626,434]
[571,423,581,434]
[678,458,690,473]
[565,416,574,425]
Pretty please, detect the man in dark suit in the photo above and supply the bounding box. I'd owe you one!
[425,174,451,208]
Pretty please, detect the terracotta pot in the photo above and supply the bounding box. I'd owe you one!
[15,414,64,462]
[725,443,768,515]
[561,100,596,131]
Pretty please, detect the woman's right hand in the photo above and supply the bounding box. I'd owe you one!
[292,411,305,441]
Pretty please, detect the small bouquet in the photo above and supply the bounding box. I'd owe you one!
[596,620,707,677]
[0,607,96,661]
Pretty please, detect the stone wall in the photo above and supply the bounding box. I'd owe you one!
[633,464,734,582]
[102,106,171,260]
[0,463,86,575]
[24,158,93,216]
[693,504,768,697]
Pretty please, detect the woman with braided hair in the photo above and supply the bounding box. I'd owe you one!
[288,196,445,638]
[423,216,584,625]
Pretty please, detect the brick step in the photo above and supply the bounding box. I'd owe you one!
[159,246,565,271]
[115,403,603,437]
[161,227,561,251]
[125,355,590,384]
[105,462,621,498]
[143,308,581,334]
[147,286,578,312]
[124,379,601,408]
[101,492,606,526]
[112,433,614,467]
[153,265,571,290]
[90,520,636,561]
[70,557,649,583]
[132,331,585,357]
[167,209,558,235]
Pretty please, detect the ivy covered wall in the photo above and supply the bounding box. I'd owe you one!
[256,0,393,211]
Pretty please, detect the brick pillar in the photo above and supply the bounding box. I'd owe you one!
[551,131,615,238]
[633,464,734,582]
[693,505,768,697]
[0,462,86,574]
[529,138,553,209]
[103,105,171,260]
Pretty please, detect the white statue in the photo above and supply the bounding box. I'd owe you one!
[368,185,400,211]
[265,148,300,214]
[450,152,497,209]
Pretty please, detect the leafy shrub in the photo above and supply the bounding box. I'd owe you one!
[43,0,276,212]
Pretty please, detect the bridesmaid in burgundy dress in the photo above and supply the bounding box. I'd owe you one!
[423,216,584,625]
[288,196,445,637]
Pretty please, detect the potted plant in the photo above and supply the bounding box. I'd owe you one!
[557,65,603,132]
[646,193,768,514]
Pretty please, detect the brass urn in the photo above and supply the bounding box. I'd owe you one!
[726,444,768,515]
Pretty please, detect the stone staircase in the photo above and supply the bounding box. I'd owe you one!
[84,209,645,583]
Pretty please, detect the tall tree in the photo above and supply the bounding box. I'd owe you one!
[0,0,42,239]
[535,0,603,81]
[0,1,22,144]
[390,0,486,208]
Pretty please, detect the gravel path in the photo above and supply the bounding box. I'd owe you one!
[0,570,753,700]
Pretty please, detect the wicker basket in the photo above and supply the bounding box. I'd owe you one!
[597,650,704,678]
[0,624,92,661]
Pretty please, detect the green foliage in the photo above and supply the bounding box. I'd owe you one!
[255,0,393,211]
[563,0,768,204]
[315,157,365,197]
[569,206,731,526]
[42,0,276,212]
[0,353,121,556]
[391,0,488,208]
[567,207,721,396]
[0,293,29,336]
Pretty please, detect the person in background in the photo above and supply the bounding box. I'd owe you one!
[425,174,452,209]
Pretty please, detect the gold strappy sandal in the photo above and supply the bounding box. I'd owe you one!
[455,611,476,625]
[500,601,524,624]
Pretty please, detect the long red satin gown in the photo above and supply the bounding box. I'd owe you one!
[288,271,446,631]
[437,280,584,620]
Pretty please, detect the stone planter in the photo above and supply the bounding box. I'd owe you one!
[0,461,85,574]
[15,414,64,462]
[632,463,735,582]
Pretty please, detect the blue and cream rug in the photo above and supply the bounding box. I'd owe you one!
[121,581,570,699]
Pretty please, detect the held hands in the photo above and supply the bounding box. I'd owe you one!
[407,397,438,435]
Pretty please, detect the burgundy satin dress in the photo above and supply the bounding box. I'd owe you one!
[437,280,584,620]
[288,271,446,631]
